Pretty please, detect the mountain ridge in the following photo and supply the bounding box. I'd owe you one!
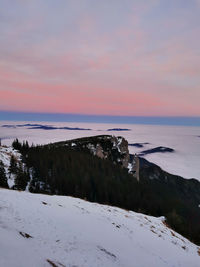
[1,135,200,245]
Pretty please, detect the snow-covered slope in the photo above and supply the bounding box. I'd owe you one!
[0,146,21,169]
[0,146,21,188]
[0,189,199,267]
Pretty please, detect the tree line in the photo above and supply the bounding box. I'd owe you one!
[0,138,200,245]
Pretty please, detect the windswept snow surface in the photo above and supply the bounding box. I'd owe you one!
[0,189,199,267]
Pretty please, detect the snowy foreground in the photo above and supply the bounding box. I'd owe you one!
[0,189,199,267]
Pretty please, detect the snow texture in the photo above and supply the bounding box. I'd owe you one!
[0,188,199,267]
[0,146,21,188]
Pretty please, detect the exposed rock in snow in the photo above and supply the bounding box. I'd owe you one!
[0,188,199,267]
[0,146,21,168]
[57,135,133,170]
[0,145,21,188]
[71,142,76,147]
[0,136,140,188]
[128,163,133,173]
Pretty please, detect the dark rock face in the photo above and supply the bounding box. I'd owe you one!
[132,155,140,181]
[54,135,140,180]
[54,135,130,169]
[112,136,129,169]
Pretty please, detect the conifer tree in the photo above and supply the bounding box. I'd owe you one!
[14,163,29,191]
[8,155,18,175]
[0,161,8,188]
[12,138,22,151]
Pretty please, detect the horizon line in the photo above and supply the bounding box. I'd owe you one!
[0,111,200,127]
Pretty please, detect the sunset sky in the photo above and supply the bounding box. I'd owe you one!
[0,0,200,117]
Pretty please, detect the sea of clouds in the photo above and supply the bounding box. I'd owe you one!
[0,121,200,181]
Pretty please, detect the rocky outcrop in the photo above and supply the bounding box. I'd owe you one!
[95,144,105,159]
[132,154,140,181]
[112,136,129,168]
[55,135,139,180]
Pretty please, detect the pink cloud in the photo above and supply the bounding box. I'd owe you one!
[0,1,200,116]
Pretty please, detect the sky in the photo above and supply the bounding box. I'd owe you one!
[0,0,200,117]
